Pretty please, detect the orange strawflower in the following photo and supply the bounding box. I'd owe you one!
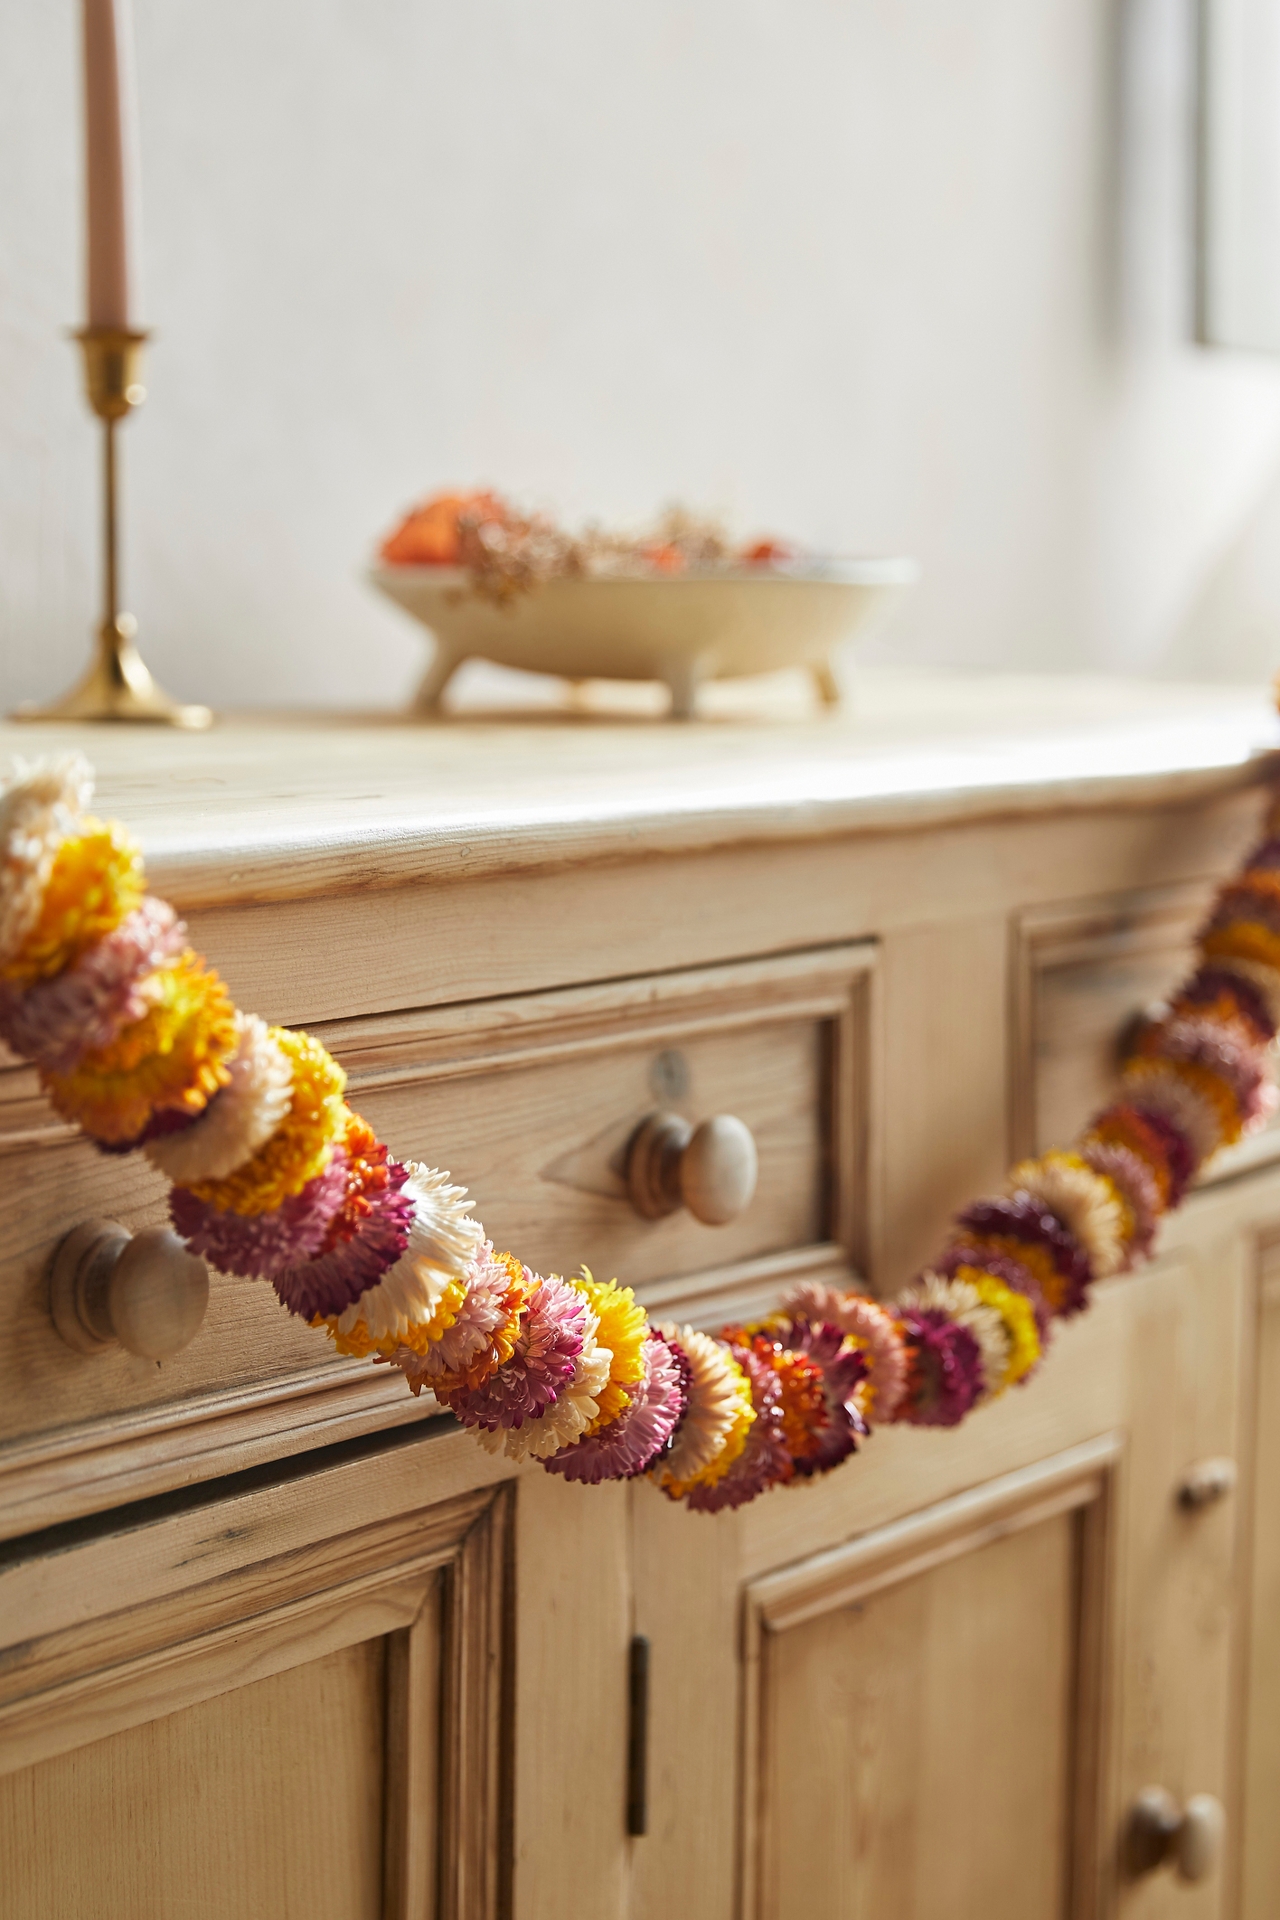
[44,954,238,1144]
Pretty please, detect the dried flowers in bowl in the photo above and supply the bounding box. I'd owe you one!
[370,490,916,719]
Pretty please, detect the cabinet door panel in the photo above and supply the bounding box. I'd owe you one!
[741,1443,1110,1920]
[763,1514,1074,1919]
[0,1640,386,1920]
[0,1427,515,1920]
[1241,1236,1280,1917]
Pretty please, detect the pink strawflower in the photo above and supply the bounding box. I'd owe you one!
[1152,1015,1273,1130]
[171,1146,349,1280]
[444,1273,588,1431]
[0,896,185,1071]
[380,1242,522,1393]
[1078,1140,1163,1267]
[785,1282,910,1423]
[545,1330,690,1483]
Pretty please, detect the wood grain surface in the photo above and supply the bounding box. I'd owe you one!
[0,675,1273,906]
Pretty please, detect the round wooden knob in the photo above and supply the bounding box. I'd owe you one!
[1177,1796,1227,1882]
[1177,1456,1238,1510]
[49,1218,209,1362]
[626,1111,759,1225]
[1125,1786,1225,1882]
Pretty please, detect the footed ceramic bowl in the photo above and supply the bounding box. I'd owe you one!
[368,559,917,718]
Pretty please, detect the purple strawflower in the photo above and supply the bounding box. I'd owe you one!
[1243,835,1280,874]
[685,1342,791,1513]
[900,1307,984,1427]
[1149,1015,1272,1129]
[1178,965,1276,1044]
[545,1329,690,1483]
[768,1316,869,1476]
[271,1161,416,1319]
[1204,880,1280,940]
[1125,1105,1197,1205]
[0,897,186,1072]
[445,1273,587,1432]
[957,1193,1093,1313]
[171,1147,350,1282]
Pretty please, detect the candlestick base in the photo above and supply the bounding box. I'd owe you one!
[11,327,213,729]
[11,615,212,730]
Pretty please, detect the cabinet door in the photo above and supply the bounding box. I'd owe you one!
[1240,1230,1280,1917]
[629,1197,1255,1920]
[0,1424,516,1920]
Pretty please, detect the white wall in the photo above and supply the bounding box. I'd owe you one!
[3,0,1280,712]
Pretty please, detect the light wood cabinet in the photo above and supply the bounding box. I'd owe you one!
[0,685,1276,1918]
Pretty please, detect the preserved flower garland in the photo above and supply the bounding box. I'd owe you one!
[3,756,1278,1511]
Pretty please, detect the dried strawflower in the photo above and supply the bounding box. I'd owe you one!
[899,1306,985,1427]
[0,755,94,965]
[756,1316,869,1473]
[0,896,186,1072]
[322,1162,484,1348]
[377,1243,531,1395]
[571,1271,648,1433]
[784,1282,909,1423]
[44,954,238,1145]
[684,1341,791,1513]
[177,1029,347,1215]
[950,1266,1042,1388]
[547,1330,691,1483]
[480,1317,612,1463]
[171,1146,349,1279]
[146,1012,294,1185]
[3,820,144,985]
[443,1272,588,1432]
[1007,1150,1129,1280]
[898,1273,1010,1400]
[650,1326,755,1498]
[271,1152,415,1320]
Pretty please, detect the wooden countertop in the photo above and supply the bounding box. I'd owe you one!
[3,671,1277,907]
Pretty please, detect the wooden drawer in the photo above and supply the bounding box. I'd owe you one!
[0,943,874,1539]
[1012,882,1280,1179]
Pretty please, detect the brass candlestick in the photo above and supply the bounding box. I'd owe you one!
[13,328,212,728]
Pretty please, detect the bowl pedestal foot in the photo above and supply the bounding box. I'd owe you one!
[414,645,464,715]
[812,658,841,707]
[663,652,711,721]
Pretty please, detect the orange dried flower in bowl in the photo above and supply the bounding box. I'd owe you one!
[379,490,510,567]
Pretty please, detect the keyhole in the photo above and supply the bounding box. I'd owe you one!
[650,1049,689,1104]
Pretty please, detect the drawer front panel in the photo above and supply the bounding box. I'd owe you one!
[1012,883,1280,1180]
[0,944,874,1537]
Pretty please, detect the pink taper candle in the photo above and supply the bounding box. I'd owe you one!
[82,0,142,329]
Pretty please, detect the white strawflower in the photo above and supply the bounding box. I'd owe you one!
[651,1323,747,1487]
[0,755,94,965]
[1009,1150,1129,1279]
[145,1013,293,1183]
[332,1163,483,1343]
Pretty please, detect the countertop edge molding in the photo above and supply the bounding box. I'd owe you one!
[129,748,1280,910]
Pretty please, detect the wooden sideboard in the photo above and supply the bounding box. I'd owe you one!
[1,674,1278,1920]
